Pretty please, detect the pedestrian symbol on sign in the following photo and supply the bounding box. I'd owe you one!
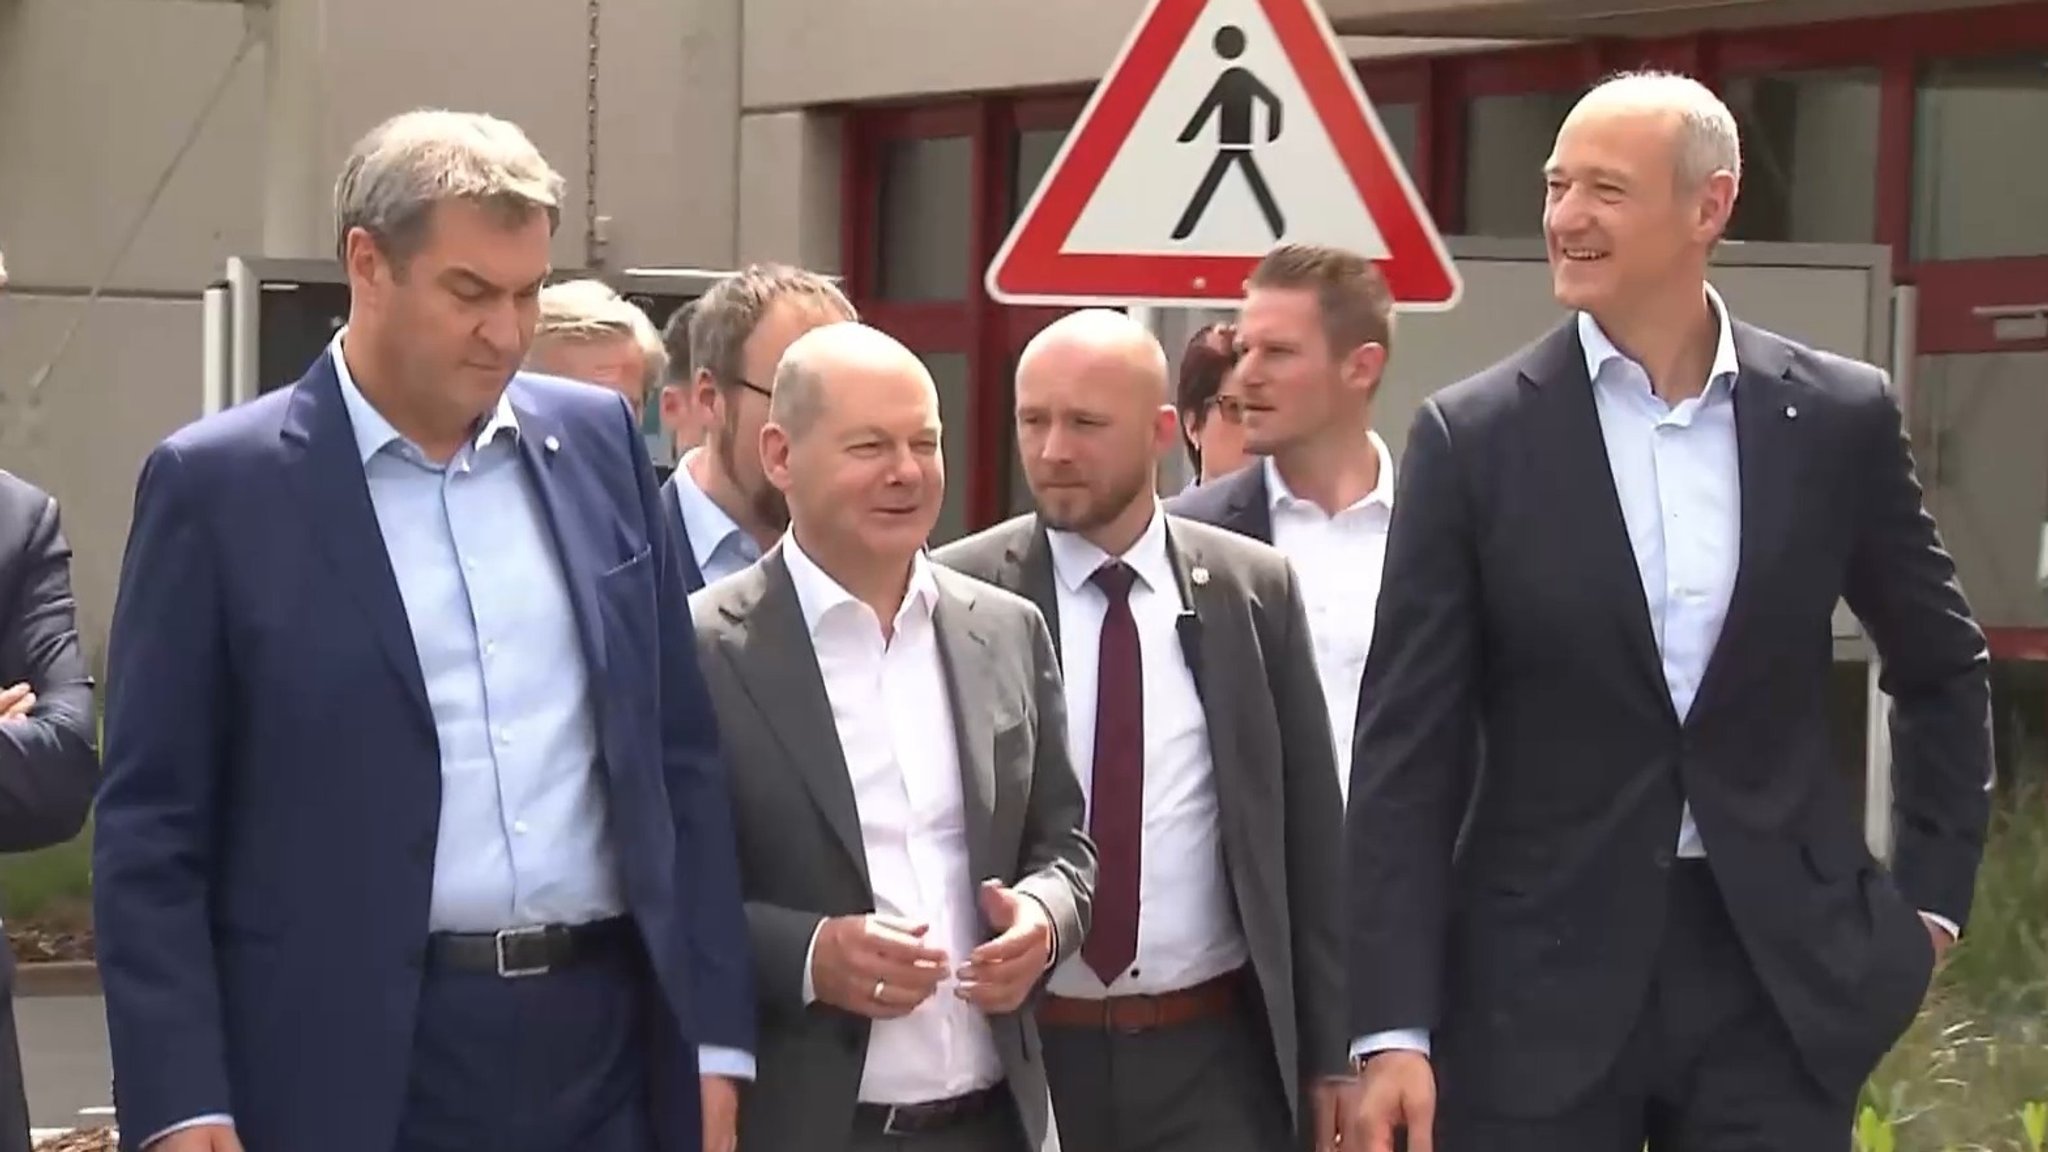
[1170,23,1286,242]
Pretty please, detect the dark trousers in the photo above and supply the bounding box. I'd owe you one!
[396,933,653,1152]
[0,948,28,1152]
[1041,1001,1293,1152]
[1438,862,1857,1152]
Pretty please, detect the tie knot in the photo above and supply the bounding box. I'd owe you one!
[1091,561,1137,602]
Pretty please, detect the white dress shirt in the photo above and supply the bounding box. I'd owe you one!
[1264,435,1396,805]
[782,536,1004,1105]
[1043,508,1247,998]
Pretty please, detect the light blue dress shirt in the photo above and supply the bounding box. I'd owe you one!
[1351,289,1741,1064]
[671,448,761,587]
[156,344,752,1149]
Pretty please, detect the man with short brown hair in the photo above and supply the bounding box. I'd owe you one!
[663,264,856,591]
[1167,242,1398,804]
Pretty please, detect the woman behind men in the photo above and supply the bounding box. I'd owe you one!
[1175,322,1249,489]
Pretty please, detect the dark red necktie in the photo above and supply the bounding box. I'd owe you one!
[1083,561,1143,985]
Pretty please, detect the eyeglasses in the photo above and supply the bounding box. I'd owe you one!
[730,377,773,401]
[1204,395,1246,424]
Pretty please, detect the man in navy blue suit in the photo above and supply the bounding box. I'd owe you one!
[95,110,754,1152]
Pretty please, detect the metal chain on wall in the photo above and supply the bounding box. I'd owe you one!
[583,0,606,271]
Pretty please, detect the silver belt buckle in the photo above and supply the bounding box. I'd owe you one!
[880,1106,913,1137]
[494,925,553,978]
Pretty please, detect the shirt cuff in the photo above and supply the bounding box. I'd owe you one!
[1019,891,1059,969]
[1349,1029,1431,1062]
[802,921,822,1005]
[697,1045,756,1081]
[1920,910,1960,941]
[144,1116,234,1149]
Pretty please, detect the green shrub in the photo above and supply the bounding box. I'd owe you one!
[1859,783,2048,1152]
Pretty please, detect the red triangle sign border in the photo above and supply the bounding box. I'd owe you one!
[986,0,1461,311]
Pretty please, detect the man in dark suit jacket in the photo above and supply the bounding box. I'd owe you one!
[95,110,753,1152]
[692,320,1094,1152]
[0,469,99,1152]
[1347,73,1992,1152]
[936,310,1347,1152]
[1162,461,1271,544]
[661,265,857,592]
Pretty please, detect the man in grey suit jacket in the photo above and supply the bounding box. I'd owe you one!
[935,310,1348,1152]
[690,320,1096,1152]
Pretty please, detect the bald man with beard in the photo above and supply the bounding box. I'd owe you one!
[935,310,1348,1152]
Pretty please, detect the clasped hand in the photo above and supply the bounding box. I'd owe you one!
[811,880,1052,1019]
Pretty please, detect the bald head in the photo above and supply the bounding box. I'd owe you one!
[1018,309,1169,407]
[770,321,935,441]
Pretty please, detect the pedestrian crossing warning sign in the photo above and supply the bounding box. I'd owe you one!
[986,0,1461,310]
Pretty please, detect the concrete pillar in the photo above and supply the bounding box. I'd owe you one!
[257,0,335,259]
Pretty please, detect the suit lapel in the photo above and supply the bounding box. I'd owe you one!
[278,356,434,736]
[1521,323,1675,720]
[933,580,999,886]
[722,555,871,887]
[998,520,1062,659]
[509,393,611,705]
[1688,324,1802,723]
[1221,467,1275,544]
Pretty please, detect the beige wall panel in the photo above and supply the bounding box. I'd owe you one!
[0,295,208,666]
[735,111,843,273]
[0,0,266,293]
[742,0,1148,108]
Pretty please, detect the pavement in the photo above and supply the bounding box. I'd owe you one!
[16,994,113,1141]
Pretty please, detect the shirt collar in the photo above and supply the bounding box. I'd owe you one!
[671,448,755,570]
[1044,502,1177,600]
[1264,429,1397,513]
[781,531,939,637]
[1576,282,1740,393]
[330,329,520,465]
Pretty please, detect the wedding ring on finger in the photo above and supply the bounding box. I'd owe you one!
[872,978,887,1002]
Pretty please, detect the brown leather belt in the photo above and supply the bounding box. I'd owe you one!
[852,1085,1006,1137]
[1037,968,1245,1032]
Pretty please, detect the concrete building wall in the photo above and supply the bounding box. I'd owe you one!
[0,0,2034,660]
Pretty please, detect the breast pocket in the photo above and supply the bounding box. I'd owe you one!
[597,546,656,678]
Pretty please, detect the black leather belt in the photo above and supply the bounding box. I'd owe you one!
[426,916,634,978]
[852,1086,1006,1137]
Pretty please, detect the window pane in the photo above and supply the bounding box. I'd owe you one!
[1374,101,1421,183]
[923,350,974,545]
[1012,128,1069,222]
[1723,69,1879,245]
[1463,91,1576,237]
[1912,58,2048,261]
[877,136,972,300]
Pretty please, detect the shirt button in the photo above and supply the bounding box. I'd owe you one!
[497,727,512,746]
[483,640,497,657]
[513,820,529,835]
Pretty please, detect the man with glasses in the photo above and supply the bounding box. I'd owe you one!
[664,265,858,592]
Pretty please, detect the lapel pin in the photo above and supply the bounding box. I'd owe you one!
[1190,566,1210,586]
[1783,406,1798,420]
[543,434,561,453]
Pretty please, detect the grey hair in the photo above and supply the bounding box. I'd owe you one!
[689,263,856,389]
[769,321,927,442]
[1581,70,1742,189]
[768,356,829,441]
[333,109,565,267]
[532,279,668,396]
